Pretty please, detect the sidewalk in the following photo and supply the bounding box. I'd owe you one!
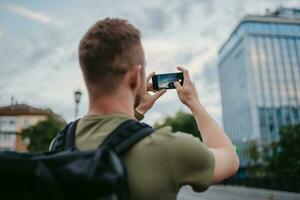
[177,185,300,200]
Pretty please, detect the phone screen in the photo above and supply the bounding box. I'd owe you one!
[152,72,184,90]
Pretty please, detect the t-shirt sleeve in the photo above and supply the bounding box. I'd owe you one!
[167,132,215,192]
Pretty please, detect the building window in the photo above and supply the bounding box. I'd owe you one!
[0,148,14,151]
[0,132,16,142]
[0,116,18,132]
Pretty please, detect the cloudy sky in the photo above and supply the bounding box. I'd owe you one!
[0,0,299,125]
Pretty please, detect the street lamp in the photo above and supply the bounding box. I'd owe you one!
[74,89,82,119]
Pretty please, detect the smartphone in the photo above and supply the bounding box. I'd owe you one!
[152,72,184,90]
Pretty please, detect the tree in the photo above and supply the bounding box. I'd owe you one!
[244,139,264,177]
[268,124,300,178]
[22,116,66,152]
[245,139,260,164]
[154,111,201,140]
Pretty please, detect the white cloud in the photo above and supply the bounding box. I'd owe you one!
[0,0,298,125]
[5,3,53,24]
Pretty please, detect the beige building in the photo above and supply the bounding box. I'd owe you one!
[0,104,59,152]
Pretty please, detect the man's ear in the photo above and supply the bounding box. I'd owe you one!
[128,65,142,91]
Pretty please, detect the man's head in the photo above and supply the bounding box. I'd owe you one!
[79,18,146,107]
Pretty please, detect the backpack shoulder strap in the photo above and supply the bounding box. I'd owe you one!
[100,119,155,155]
[49,119,80,152]
[50,119,154,154]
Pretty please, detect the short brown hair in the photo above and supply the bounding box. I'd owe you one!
[79,18,143,94]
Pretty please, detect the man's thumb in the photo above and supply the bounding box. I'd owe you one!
[174,81,182,91]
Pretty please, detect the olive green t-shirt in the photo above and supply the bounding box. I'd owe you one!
[75,113,215,200]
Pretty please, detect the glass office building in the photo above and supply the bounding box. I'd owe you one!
[218,8,300,166]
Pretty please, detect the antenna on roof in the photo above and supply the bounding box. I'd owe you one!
[11,96,14,106]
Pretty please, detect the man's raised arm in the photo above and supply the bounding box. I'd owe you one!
[174,66,239,183]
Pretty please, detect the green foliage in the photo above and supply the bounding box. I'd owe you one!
[267,124,300,178]
[245,139,260,164]
[243,124,300,178]
[154,111,201,140]
[22,116,66,152]
[244,139,265,177]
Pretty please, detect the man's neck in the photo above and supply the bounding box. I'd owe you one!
[87,92,135,118]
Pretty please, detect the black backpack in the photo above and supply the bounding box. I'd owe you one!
[0,119,155,200]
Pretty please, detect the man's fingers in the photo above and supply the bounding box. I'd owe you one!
[174,81,183,92]
[147,83,155,92]
[146,71,155,83]
[153,89,167,100]
[177,66,191,81]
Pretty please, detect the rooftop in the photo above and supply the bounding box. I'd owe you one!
[0,104,53,116]
[219,7,300,54]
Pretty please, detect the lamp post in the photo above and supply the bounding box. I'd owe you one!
[74,89,82,119]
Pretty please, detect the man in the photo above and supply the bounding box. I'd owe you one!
[76,18,239,200]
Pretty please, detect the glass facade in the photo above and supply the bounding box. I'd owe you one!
[218,9,300,166]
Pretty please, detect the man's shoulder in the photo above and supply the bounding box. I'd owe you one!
[140,125,212,161]
[141,125,175,142]
[137,125,203,150]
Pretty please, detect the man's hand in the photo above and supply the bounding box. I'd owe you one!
[135,72,167,115]
[174,66,200,109]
